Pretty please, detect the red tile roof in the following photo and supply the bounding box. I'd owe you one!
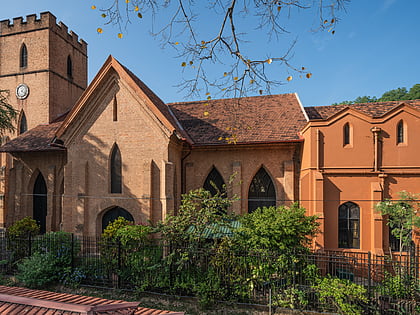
[0,120,64,153]
[168,93,307,145]
[0,286,184,315]
[305,100,420,121]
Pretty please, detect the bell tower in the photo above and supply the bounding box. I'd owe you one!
[0,12,88,131]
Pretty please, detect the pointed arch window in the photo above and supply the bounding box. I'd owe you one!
[102,206,133,232]
[110,144,122,193]
[19,111,27,135]
[338,202,360,249]
[203,167,225,196]
[397,120,404,144]
[20,43,28,69]
[343,123,351,146]
[67,55,73,79]
[248,167,276,213]
[33,173,47,234]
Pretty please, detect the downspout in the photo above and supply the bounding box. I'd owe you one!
[371,127,381,172]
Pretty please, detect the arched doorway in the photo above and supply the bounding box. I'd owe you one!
[33,173,47,234]
[102,206,134,232]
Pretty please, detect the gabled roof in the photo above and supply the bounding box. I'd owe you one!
[169,93,307,145]
[305,99,420,121]
[56,55,189,142]
[0,285,184,315]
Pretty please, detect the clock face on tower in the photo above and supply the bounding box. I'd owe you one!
[16,83,29,100]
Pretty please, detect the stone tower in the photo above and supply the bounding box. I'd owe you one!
[0,11,87,131]
[0,12,87,228]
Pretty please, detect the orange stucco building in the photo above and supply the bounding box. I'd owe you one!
[0,12,418,253]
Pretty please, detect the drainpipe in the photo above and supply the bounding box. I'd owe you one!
[371,127,381,172]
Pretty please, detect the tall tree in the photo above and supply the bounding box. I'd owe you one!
[90,0,349,98]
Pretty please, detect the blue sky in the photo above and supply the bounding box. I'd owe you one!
[1,0,419,106]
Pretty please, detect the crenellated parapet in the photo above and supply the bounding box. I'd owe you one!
[0,12,87,53]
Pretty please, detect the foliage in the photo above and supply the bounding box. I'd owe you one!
[17,251,60,288]
[333,83,420,105]
[158,188,235,247]
[313,276,368,315]
[101,216,134,241]
[274,286,309,310]
[0,90,17,136]
[90,1,348,98]
[7,217,40,238]
[376,191,420,254]
[234,204,319,252]
[378,272,419,300]
[16,231,80,288]
[7,217,40,263]
[60,267,87,288]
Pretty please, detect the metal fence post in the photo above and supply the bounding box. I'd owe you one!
[117,238,121,289]
[71,233,74,271]
[367,251,372,299]
[28,232,32,257]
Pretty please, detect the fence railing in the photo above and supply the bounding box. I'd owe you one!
[0,233,419,314]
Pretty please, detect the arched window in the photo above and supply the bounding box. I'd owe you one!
[20,43,28,69]
[397,120,404,144]
[19,111,27,135]
[33,173,47,234]
[110,144,122,193]
[102,206,134,232]
[343,123,351,146]
[248,167,276,213]
[338,202,360,249]
[203,167,225,196]
[67,55,73,79]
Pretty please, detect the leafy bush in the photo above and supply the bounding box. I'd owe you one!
[16,231,79,288]
[17,252,59,288]
[313,276,368,315]
[7,217,40,238]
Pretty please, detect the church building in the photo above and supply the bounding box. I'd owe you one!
[0,12,418,254]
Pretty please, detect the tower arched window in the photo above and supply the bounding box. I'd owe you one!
[20,44,28,69]
[343,123,351,146]
[248,167,276,213]
[110,144,122,193]
[19,111,27,135]
[397,120,404,144]
[113,95,118,121]
[67,55,73,79]
[338,202,360,249]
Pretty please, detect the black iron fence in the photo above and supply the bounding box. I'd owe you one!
[0,232,419,314]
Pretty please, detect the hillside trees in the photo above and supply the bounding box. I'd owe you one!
[0,90,17,136]
[90,0,349,97]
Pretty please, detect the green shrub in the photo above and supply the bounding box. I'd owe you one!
[8,217,40,238]
[313,276,368,315]
[17,252,59,288]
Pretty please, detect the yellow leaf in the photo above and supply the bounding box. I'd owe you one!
[221,88,226,91]
[277,6,281,12]
[101,13,107,18]
[201,40,205,45]
[203,102,209,106]
[324,19,328,24]
[226,127,230,131]
[118,33,123,39]
[306,73,312,79]
[207,96,211,100]
[137,13,143,18]
[134,6,139,11]
[223,72,228,77]
[331,18,335,24]
[181,62,186,67]
[91,5,96,10]
[301,66,305,70]
[234,77,238,81]
[218,137,223,140]
[205,92,210,96]
[175,42,179,45]
[125,0,130,3]
[250,79,255,84]
[267,58,272,64]
[332,30,335,35]
[287,76,293,81]
[203,111,209,117]
[97,28,103,34]
[189,61,193,65]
